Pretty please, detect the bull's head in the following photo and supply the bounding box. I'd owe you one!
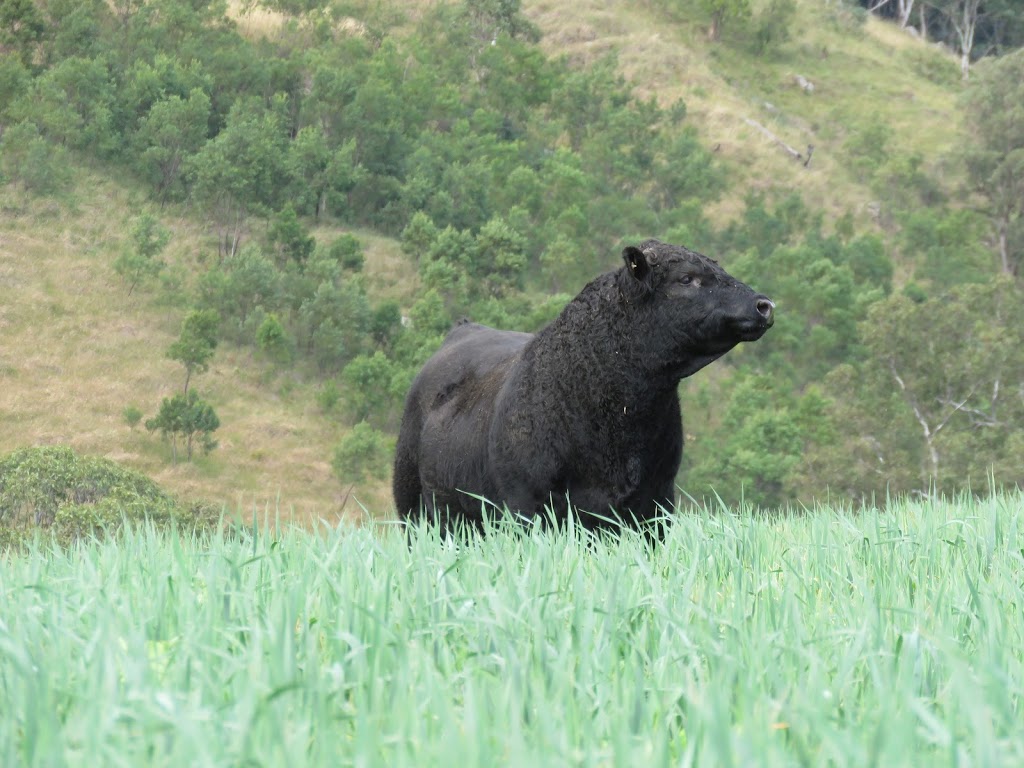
[620,239,774,378]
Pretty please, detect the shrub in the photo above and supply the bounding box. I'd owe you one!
[332,423,393,483]
[0,445,220,547]
[317,380,341,413]
[123,405,144,430]
[329,234,365,272]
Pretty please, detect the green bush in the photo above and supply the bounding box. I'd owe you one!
[0,445,220,547]
[123,405,144,430]
[332,423,394,483]
[329,234,365,272]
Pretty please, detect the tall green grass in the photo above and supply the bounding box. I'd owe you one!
[2,494,1023,766]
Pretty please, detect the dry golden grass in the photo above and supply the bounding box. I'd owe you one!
[0,176,391,526]
[226,1,290,39]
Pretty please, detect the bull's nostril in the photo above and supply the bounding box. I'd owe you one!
[756,298,775,320]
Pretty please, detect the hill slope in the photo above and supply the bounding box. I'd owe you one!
[524,0,963,227]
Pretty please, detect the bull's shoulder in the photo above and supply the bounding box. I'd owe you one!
[442,320,529,346]
[441,322,533,359]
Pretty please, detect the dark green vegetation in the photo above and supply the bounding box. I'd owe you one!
[0,0,1022,509]
[2,493,1023,764]
[0,446,219,548]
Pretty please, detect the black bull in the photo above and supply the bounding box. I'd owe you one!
[393,239,775,533]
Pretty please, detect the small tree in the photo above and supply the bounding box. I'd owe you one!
[113,213,170,296]
[329,233,365,272]
[122,405,143,430]
[267,203,315,266]
[332,422,392,483]
[256,312,292,363]
[0,121,72,194]
[698,0,752,41]
[146,394,186,463]
[341,351,398,424]
[146,390,220,463]
[168,309,219,394]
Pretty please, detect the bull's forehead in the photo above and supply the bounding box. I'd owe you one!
[639,239,724,274]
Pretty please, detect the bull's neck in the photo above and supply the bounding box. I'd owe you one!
[526,286,681,416]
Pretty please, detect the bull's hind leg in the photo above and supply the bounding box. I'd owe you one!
[392,431,423,522]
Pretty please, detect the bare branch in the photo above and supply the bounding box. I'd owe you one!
[935,397,1001,428]
[889,359,939,477]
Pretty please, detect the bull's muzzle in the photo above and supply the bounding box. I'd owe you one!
[756,298,775,327]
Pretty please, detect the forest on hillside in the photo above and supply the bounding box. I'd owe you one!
[1,0,1022,508]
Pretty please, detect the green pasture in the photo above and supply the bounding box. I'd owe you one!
[2,493,1022,766]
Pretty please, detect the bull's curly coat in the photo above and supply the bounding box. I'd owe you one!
[393,239,775,532]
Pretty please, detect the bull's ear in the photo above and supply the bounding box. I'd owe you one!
[623,246,651,284]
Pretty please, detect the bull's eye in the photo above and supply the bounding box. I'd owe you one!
[680,275,693,286]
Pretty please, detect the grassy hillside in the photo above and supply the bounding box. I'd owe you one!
[524,0,964,228]
[3,493,1022,764]
[0,0,969,521]
[0,178,397,522]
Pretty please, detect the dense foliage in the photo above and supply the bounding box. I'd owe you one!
[0,0,1021,506]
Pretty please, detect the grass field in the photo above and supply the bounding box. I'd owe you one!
[2,492,1022,766]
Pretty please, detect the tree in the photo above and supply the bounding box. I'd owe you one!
[0,120,72,193]
[122,405,143,430]
[285,128,362,218]
[11,55,118,155]
[332,421,393,483]
[186,98,287,258]
[867,0,916,29]
[168,309,220,394]
[196,245,280,329]
[145,390,220,463]
[329,234,365,272]
[267,204,315,266]
[400,212,439,260]
[931,0,983,79]
[473,216,527,298]
[134,88,211,202]
[857,279,1024,492]
[682,375,809,508]
[298,279,372,373]
[113,213,170,295]
[961,49,1024,276]
[0,0,45,67]
[698,0,752,41]
[341,351,399,425]
[256,313,292,363]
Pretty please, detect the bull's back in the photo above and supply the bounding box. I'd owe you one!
[395,323,532,520]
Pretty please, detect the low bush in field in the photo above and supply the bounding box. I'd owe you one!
[0,445,220,547]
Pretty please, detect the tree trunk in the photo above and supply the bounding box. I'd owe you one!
[889,361,940,490]
[951,0,981,80]
[997,216,1010,275]
[898,0,914,28]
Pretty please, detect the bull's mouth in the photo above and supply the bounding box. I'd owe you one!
[736,321,772,342]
